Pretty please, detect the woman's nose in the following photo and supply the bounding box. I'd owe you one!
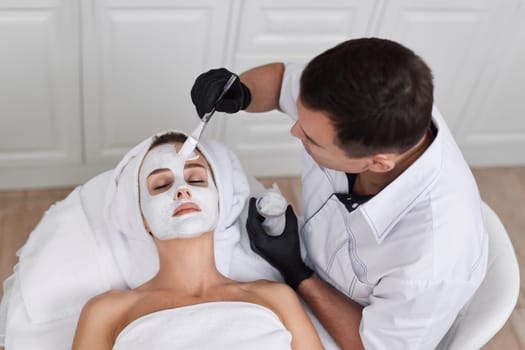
[175,187,191,200]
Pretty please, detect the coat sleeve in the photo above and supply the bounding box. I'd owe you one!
[279,63,305,121]
[360,276,479,349]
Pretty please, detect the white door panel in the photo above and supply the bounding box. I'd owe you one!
[0,0,81,168]
[233,0,377,55]
[82,0,231,164]
[459,2,525,165]
[221,110,302,177]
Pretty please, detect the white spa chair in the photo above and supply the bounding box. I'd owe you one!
[436,202,520,350]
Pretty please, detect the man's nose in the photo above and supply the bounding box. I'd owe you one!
[175,187,191,200]
[290,122,301,139]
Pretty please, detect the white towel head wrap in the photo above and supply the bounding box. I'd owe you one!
[104,130,250,288]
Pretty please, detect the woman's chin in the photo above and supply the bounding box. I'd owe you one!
[153,229,214,241]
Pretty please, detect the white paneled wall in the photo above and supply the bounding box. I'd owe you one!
[1,0,524,189]
[81,0,232,163]
[0,0,81,166]
[456,1,525,165]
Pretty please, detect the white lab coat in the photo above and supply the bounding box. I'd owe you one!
[279,63,488,349]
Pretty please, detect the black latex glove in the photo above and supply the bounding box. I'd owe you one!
[190,68,252,118]
[246,197,313,290]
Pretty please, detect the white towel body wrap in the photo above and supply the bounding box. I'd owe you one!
[112,302,292,350]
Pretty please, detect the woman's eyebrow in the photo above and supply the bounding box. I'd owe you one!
[148,168,170,177]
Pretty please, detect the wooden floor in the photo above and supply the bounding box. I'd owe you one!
[0,167,524,349]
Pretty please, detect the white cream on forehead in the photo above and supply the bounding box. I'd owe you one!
[140,143,199,177]
[139,143,219,240]
[178,121,204,160]
[178,136,199,161]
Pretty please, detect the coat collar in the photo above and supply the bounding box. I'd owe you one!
[360,108,444,243]
[324,107,445,244]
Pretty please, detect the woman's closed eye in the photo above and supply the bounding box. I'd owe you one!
[154,182,171,190]
[151,179,173,193]
[185,168,207,186]
[147,171,174,194]
[186,176,207,185]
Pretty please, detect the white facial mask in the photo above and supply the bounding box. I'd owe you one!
[139,143,219,240]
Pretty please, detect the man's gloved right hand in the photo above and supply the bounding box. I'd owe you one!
[191,68,252,118]
[246,198,313,290]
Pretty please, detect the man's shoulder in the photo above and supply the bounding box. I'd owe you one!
[386,187,485,282]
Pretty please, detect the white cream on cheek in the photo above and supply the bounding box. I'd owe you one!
[139,143,219,240]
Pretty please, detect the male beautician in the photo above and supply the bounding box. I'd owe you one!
[190,38,487,349]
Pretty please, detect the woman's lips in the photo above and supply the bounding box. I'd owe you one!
[172,203,201,217]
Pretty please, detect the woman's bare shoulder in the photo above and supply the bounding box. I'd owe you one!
[73,289,135,350]
[239,280,300,313]
[85,289,131,306]
[80,289,135,324]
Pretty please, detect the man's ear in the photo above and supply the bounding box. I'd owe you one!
[369,154,396,173]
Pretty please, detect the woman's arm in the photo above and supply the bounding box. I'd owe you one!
[71,291,123,350]
[262,283,325,350]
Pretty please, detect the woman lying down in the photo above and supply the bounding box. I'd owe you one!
[71,132,324,350]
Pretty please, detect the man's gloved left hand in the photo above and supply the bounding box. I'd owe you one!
[246,198,313,290]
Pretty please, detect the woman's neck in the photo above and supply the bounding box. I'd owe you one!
[141,232,230,295]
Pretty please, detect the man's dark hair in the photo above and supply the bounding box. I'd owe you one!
[300,38,434,157]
